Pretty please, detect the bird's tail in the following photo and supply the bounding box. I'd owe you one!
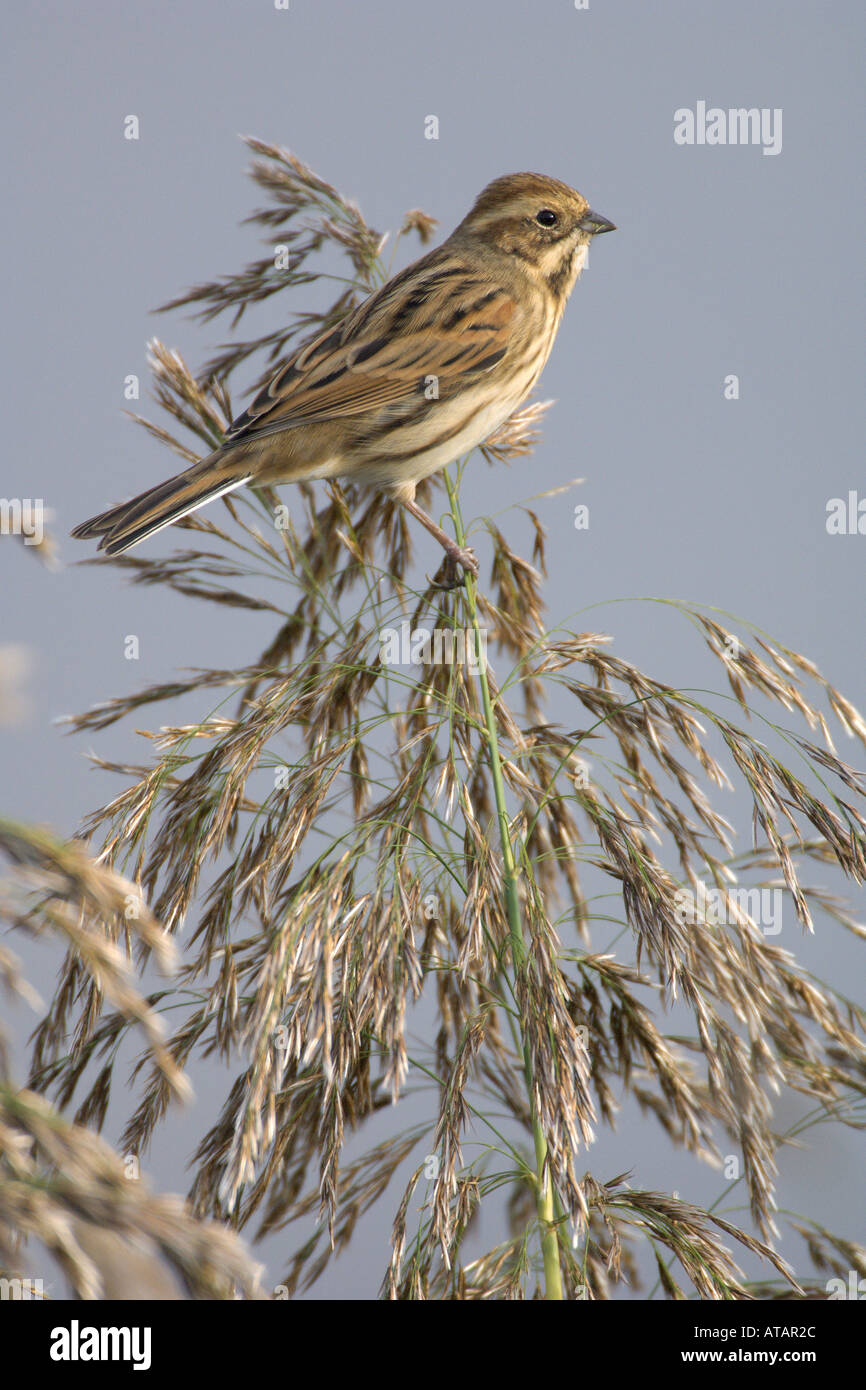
[71,452,253,556]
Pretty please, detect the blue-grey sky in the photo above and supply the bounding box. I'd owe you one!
[2,0,864,1298]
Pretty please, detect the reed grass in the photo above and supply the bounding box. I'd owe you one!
[3,141,865,1299]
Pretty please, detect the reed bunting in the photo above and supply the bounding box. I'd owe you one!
[73,173,615,584]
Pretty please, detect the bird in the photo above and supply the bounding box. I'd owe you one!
[72,173,615,585]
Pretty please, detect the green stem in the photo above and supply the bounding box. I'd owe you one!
[443,471,563,1301]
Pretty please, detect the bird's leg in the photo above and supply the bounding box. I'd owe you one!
[401,497,479,589]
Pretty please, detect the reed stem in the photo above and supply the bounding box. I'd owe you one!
[443,469,563,1300]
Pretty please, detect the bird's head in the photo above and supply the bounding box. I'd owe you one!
[456,172,615,297]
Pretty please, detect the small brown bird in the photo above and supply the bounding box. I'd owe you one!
[73,173,614,583]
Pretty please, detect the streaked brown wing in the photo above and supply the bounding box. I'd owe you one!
[224,255,516,444]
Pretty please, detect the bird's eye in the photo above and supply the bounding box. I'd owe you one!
[536,209,558,227]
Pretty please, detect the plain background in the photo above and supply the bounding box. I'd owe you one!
[2,0,864,1298]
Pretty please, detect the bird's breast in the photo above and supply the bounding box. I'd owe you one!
[357,347,553,494]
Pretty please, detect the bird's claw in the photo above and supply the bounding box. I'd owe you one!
[430,546,479,590]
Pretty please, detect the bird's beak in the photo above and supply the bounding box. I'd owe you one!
[578,210,616,236]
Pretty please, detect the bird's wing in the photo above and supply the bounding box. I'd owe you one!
[224,258,516,444]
